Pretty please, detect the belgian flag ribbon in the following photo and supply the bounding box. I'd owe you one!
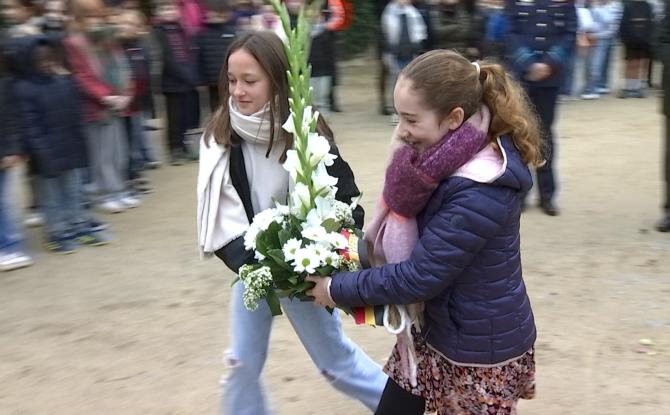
[338,230,385,326]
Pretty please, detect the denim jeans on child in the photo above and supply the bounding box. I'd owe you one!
[221,281,388,415]
[40,169,91,240]
[595,37,613,90]
[581,44,598,95]
[125,114,149,180]
[0,169,22,253]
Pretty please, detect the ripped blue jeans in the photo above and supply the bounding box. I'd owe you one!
[221,282,388,415]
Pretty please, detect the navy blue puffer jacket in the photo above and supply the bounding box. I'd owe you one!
[14,36,87,177]
[331,136,537,365]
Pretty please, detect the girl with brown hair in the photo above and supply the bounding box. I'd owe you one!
[308,50,542,414]
[196,31,387,415]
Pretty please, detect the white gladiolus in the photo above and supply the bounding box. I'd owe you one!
[312,164,338,195]
[282,114,296,135]
[307,133,332,166]
[291,182,312,215]
[282,149,302,181]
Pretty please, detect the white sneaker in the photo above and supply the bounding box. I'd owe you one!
[580,93,600,100]
[96,200,126,214]
[0,252,34,272]
[119,196,141,209]
[24,212,44,228]
[595,87,610,94]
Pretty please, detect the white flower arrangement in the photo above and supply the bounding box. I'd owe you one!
[235,0,362,316]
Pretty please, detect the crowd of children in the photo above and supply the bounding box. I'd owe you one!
[1,0,665,267]
[376,0,663,114]
[0,0,351,271]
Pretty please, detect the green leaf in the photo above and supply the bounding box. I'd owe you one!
[288,276,299,285]
[266,290,283,317]
[278,228,294,247]
[292,280,315,294]
[315,265,336,277]
[321,218,341,233]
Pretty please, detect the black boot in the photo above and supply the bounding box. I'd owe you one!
[540,200,560,216]
[657,214,670,232]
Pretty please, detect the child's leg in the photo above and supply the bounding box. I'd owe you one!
[0,169,21,254]
[374,378,425,415]
[164,93,185,159]
[99,119,129,201]
[640,58,650,87]
[282,300,388,411]
[310,76,331,114]
[40,174,71,241]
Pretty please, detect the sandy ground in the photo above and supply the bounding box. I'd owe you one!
[2,60,670,415]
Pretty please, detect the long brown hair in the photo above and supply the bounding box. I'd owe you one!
[401,50,543,166]
[204,31,293,160]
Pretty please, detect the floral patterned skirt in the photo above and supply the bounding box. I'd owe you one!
[384,331,536,415]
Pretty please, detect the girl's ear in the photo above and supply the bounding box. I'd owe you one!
[443,107,465,131]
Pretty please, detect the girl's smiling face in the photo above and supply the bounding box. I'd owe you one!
[393,76,463,153]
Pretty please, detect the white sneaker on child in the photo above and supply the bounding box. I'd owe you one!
[0,252,34,272]
[97,200,126,214]
[119,196,141,209]
[24,212,44,228]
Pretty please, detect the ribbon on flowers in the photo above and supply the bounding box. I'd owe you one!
[338,229,384,326]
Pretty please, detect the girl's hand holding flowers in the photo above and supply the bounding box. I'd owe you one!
[306,276,335,308]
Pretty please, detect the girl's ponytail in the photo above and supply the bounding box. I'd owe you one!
[479,62,543,166]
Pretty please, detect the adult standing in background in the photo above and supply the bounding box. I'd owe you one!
[505,0,577,216]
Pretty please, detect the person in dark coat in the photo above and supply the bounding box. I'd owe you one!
[154,0,200,165]
[14,36,111,253]
[116,8,158,191]
[505,0,577,216]
[432,0,487,61]
[0,35,34,271]
[619,0,654,98]
[657,0,670,232]
[307,51,541,415]
[196,3,236,113]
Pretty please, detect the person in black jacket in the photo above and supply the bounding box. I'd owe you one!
[197,3,236,113]
[154,0,200,165]
[14,36,111,253]
[196,31,387,414]
[619,0,654,98]
[0,36,34,271]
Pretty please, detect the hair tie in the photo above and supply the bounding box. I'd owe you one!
[472,61,480,76]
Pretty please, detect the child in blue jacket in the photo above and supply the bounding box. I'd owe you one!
[309,50,542,414]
